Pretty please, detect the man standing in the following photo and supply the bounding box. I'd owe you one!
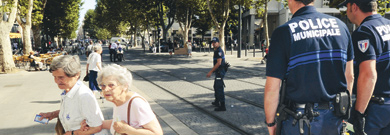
[339,0,390,134]
[264,0,354,134]
[206,37,226,111]
[110,41,118,62]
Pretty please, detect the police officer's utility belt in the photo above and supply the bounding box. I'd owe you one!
[294,102,331,109]
[370,94,390,105]
[291,91,350,118]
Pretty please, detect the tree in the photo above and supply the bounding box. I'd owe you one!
[192,8,213,45]
[157,0,176,41]
[83,9,97,39]
[176,0,204,45]
[43,0,81,45]
[0,0,18,73]
[206,0,252,51]
[31,0,47,50]
[16,0,33,55]
[254,0,286,49]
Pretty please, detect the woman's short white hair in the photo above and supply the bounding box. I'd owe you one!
[97,64,132,90]
[50,55,81,77]
[94,45,102,52]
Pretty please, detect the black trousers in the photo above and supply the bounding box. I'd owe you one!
[109,49,117,62]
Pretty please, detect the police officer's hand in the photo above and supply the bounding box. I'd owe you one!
[349,109,367,135]
[206,71,212,78]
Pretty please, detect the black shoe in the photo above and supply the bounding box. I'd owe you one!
[212,102,219,107]
[214,102,226,111]
[214,107,226,111]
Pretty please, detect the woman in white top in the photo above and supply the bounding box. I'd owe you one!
[38,55,104,135]
[87,45,103,94]
[88,64,163,135]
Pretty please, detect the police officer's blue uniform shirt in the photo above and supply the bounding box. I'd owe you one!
[266,6,354,103]
[353,14,390,95]
[213,47,225,72]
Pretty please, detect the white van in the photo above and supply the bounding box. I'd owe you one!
[110,37,128,46]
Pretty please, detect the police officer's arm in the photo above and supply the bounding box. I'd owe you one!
[345,60,354,94]
[264,76,281,135]
[355,60,377,113]
[206,58,222,78]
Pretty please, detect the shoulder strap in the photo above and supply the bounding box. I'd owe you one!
[127,96,146,125]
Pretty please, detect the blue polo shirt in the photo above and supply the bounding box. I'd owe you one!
[266,6,354,103]
[213,46,225,71]
[353,14,390,95]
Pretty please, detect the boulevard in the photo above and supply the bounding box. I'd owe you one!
[0,46,268,135]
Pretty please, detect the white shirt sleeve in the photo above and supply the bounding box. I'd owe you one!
[129,98,156,128]
[79,93,104,127]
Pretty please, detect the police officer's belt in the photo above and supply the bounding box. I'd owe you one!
[294,102,331,110]
[370,94,390,105]
[373,94,390,98]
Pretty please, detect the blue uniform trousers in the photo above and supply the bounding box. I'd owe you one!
[89,70,101,91]
[281,105,343,135]
[365,97,390,135]
[213,72,225,102]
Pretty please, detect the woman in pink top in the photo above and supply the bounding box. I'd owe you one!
[83,64,163,135]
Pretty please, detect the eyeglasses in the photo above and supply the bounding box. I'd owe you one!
[99,83,116,90]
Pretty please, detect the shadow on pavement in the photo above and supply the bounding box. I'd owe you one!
[30,100,61,104]
[0,122,57,135]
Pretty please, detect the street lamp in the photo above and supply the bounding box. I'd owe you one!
[234,5,242,58]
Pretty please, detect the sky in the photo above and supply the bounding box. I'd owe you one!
[79,0,96,29]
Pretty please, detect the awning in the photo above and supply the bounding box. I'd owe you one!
[10,33,21,39]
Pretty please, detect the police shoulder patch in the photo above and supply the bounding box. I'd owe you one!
[218,52,222,56]
[357,39,369,53]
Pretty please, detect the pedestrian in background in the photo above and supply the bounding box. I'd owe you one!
[38,55,105,135]
[206,37,227,111]
[168,40,174,58]
[340,0,390,134]
[187,41,192,57]
[87,45,103,98]
[110,41,118,62]
[83,64,163,135]
[264,0,354,134]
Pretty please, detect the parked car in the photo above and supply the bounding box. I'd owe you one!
[149,42,169,52]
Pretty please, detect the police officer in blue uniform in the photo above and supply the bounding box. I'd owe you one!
[339,0,390,134]
[207,37,226,111]
[264,0,354,134]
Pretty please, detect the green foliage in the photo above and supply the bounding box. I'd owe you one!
[0,0,16,13]
[32,0,46,25]
[43,0,82,39]
[378,0,390,15]
[95,28,111,39]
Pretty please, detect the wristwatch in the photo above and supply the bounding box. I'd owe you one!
[264,120,276,127]
[71,131,74,135]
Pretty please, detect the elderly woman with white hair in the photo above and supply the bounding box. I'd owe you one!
[85,64,163,135]
[87,45,103,95]
[38,55,105,135]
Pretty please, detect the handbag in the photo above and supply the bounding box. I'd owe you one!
[83,73,89,82]
[55,118,65,135]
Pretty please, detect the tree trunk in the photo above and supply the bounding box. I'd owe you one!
[16,0,34,55]
[218,28,225,52]
[21,25,32,54]
[264,1,270,49]
[0,0,18,73]
[32,25,42,50]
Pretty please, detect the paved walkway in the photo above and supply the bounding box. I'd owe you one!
[0,46,268,135]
